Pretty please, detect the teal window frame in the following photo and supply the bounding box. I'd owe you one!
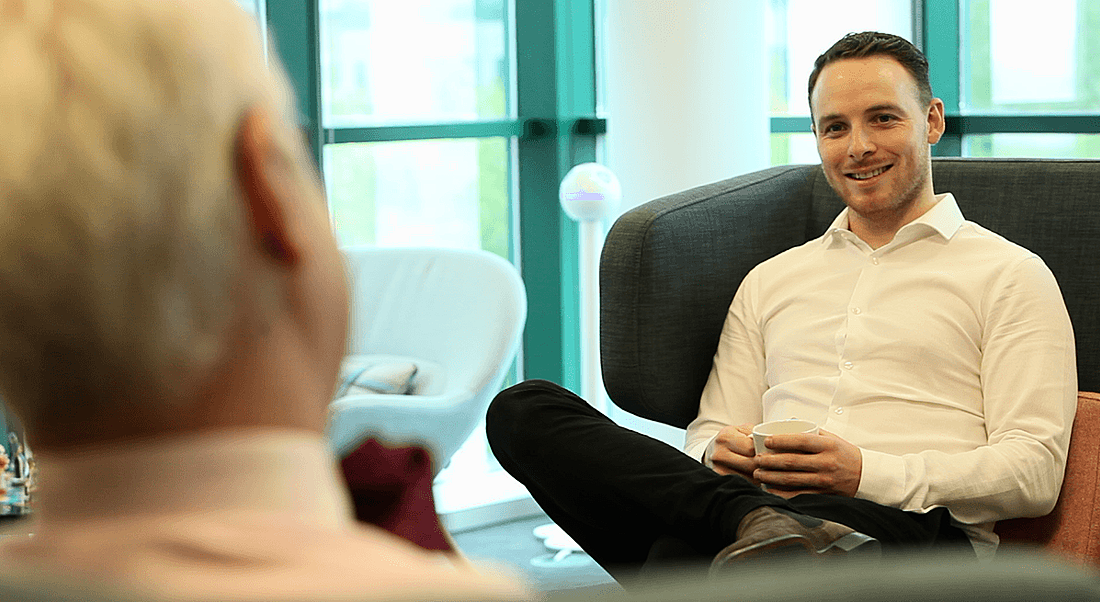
[770,0,1100,157]
[263,0,603,391]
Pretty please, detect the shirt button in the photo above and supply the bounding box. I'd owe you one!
[851,307,861,315]
[843,361,854,370]
[835,407,844,415]
[871,257,880,265]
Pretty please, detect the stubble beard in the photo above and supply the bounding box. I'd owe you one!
[825,141,933,227]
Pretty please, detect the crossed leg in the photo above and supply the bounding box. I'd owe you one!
[486,380,972,583]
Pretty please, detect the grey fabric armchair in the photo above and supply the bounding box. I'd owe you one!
[601,159,1099,427]
[599,158,1100,562]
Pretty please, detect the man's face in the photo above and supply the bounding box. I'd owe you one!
[810,56,944,232]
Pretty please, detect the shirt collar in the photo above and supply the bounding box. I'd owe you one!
[823,193,964,247]
[31,429,355,528]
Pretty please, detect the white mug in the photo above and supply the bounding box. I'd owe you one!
[751,418,819,455]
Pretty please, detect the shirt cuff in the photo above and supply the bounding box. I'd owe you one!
[684,437,713,464]
[855,447,907,506]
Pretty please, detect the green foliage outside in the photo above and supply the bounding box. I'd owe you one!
[321,5,512,257]
[323,2,373,120]
[477,137,510,259]
[962,0,1100,158]
[770,134,792,166]
[768,0,793,165]
[325,144,378,248]
[963,0,1100,113]
[476,77,510,261]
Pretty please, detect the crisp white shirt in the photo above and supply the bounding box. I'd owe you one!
[685,194,1077,557]
[0,430,529,601]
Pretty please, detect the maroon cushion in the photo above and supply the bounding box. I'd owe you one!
[340,438,453,553]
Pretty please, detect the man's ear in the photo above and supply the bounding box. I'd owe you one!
[235,107,301,267]
[926,98,946,145]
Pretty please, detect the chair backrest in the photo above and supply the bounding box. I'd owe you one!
[996,392,1100,563]
[601,159,1100,428]
[342,246,527,399]
[328,246,527,468]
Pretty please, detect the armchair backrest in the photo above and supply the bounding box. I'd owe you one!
[995,392,1100,563]
[343,246,526,397]
[600,159,1100,428]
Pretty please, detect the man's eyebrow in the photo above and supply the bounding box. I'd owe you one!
[865,103,904,114]
[816,103,907,127]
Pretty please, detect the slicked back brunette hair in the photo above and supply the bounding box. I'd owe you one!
[807,31,933,117]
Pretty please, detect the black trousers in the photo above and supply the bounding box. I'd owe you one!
[486,380,973,582]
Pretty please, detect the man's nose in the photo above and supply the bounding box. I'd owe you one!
[848,126,876,159]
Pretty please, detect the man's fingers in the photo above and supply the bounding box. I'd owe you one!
[754,467,818,491]
[759,432,829,454]
[708,424,766,485]
[714,426,757,458]
[711,448,759,484]
[750,430,861,497]
[756,453,818,475]
[712,449,756,474]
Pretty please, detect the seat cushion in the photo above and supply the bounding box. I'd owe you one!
[334,354,444,398]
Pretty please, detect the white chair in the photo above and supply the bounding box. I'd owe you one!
[326,247,527,474]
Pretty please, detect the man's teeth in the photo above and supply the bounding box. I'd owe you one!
[850,166,889,180]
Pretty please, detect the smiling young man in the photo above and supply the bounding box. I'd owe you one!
[811,53,944,249]
[486,32,1075,584]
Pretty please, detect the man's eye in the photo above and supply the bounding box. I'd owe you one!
[825,123,844,133]
[874,114,896,123]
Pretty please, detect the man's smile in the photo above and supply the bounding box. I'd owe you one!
[847,165,893,181]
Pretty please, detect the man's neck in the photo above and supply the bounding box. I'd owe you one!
[848,193,940,250]
[850,221,902,250]
[32,428,351,526]
[28,316,331,451]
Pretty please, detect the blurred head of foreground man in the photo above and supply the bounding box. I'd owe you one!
[0,0,527,599]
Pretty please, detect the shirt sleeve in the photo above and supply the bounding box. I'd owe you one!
[855,256,1078,524]
[684,269,767,462]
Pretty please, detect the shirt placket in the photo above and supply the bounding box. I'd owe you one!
[827,243,882,432]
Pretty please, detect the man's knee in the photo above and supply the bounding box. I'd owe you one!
[486,379,558,431]
[485,379,578,454]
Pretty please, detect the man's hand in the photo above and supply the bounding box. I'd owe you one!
[752,429,862,498]
[704,424,760,485]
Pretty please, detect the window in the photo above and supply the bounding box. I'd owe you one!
[767,0,915,165]
[768,0,914,118]
[956,0,1100,158]
[961,0,1098,114]
[765,0,910,165]
[265,0,600,522]
[321,0,510,127]
[325,139,510,253]
[768,0,1100,163]
[318,0,513,255]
